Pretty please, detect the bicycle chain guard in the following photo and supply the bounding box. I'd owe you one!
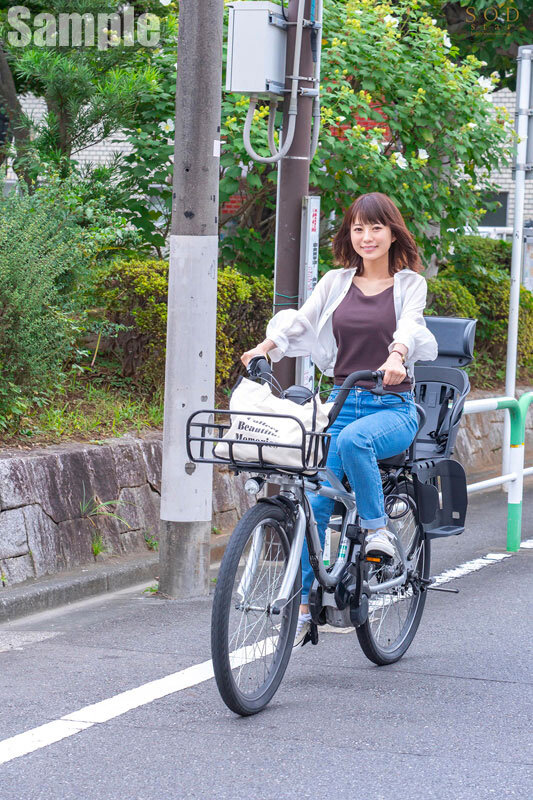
[333,525,370,628]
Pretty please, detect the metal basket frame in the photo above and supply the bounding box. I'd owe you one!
[186,408,331,475]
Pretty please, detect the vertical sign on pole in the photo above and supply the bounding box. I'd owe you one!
[295,195,320,390]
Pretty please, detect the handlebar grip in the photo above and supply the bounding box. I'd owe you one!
[247,356,272,382]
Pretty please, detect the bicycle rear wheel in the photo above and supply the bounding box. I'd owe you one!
[356,480,430,665]
[211,502,300,716]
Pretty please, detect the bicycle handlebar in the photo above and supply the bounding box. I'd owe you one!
[244,358,426,459]
[245,358,391,425]
[326,369,382,426]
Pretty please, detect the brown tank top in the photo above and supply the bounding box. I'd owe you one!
[332,282,412,392]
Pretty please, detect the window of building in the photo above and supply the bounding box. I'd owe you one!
[479,191,508,227]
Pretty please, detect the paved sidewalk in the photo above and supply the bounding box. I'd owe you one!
[0,486,531,800]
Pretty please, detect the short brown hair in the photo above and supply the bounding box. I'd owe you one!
[331,192,423,274]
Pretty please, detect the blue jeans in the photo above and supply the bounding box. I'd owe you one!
[301,387,419,603]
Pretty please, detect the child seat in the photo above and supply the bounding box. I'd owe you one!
[412,316,476,461]
[408,316,477,540]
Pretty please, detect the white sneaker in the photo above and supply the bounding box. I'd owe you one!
[293,612,312,648]
[365,527,396,559]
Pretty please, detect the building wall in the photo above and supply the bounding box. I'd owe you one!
[488,87,533,226]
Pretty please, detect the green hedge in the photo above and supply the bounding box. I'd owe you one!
[100,254,533,394]
[0,186,89,427]
[448,234,512,274]
[426,264,533,387]
[97,261,273,391]
[426,275,480,320]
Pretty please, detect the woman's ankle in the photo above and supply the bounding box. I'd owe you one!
[299,604,310,615]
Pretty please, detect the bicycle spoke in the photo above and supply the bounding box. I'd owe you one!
[365,499,426,653]
[225,518,292,695]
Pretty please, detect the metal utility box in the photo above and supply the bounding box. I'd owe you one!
[226,2,287,96]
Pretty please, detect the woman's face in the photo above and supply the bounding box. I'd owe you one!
[350,217,395,262]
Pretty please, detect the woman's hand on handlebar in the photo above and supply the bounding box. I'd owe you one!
[240,339,276,368]
[377,352,407,386]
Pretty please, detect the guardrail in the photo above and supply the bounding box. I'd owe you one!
[462,391,533,551]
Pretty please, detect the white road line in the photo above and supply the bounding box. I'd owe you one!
[0,659,214,766]
[0,543,529,766]
[431,553,512,586]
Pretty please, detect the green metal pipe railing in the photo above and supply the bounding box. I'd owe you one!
[462,392,533,551]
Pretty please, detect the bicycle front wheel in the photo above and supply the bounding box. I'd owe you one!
[356,481,430,665]
[211,502,300,716]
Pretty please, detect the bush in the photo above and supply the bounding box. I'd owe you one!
[96,261,274,391]
[217,267,273,386]
[428,263,533,387]
[426,275,479,320]
[0,184,90,425]
[97,257,169,388]
[447,234,512,274]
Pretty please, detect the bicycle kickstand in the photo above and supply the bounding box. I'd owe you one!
[422,577,459,594]
[302,622,319,647]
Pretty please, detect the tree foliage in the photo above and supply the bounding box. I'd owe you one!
[0,1,166,183]
[219,0,514,276]
[423,0,533,90]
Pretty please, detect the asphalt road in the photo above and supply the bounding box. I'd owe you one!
[0,485,532,800]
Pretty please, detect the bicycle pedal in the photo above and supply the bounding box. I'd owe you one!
[365,553,393,565]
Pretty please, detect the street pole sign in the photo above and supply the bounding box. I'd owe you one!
[295,195,320,389]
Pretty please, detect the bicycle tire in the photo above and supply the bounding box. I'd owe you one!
[356,479,430,666]
[211,502,300,715]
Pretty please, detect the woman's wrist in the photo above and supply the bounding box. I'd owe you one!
[389,350,405,364]
[259,338,276,354]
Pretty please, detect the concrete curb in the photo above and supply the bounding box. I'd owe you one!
[0,533,233,623]
[210,533,232,565]
[0,555,159,623]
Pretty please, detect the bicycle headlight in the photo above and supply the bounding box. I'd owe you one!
[244,478,264,495]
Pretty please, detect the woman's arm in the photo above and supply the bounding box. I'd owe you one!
[263,270,336,362]
[388,277,438,363]
[378,344,408,386]
[241,338,276,368]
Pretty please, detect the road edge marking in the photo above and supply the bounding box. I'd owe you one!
[0,540,531,766]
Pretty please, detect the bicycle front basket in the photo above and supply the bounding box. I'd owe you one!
[186,408,331,475]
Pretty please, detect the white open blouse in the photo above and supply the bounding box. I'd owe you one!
[266,267,438,382]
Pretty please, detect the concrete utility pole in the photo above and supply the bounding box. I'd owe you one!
[159,0,224,597]
[272,0,315,391]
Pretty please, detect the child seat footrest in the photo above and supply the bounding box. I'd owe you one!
[426,525,464,539]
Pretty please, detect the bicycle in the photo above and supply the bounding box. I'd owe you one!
[186,314,474,715]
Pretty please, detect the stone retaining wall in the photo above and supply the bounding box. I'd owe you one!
[0,391,531,587]
[454,390,533,481]
[0,434,255,588]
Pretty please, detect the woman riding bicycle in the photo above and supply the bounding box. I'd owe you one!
[241,192,438,646]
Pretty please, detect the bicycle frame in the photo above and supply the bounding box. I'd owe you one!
[245,468,412,616]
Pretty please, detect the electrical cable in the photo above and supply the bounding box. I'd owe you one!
[267,98,279,157]
[309,0,322,160]
[242,0,305,164]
